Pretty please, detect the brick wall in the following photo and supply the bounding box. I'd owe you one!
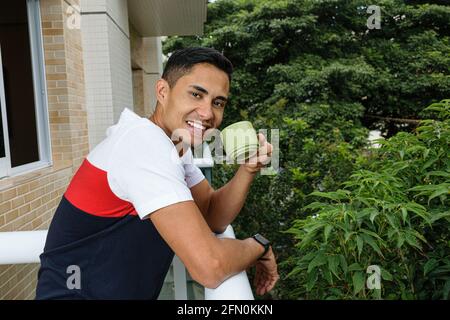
[0,0,88,300]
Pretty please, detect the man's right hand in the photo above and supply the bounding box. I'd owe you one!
[253,247,279,296]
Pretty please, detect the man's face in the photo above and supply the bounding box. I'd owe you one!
[159,63,230,147]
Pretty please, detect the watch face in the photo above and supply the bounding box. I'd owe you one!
[254,233,270,246]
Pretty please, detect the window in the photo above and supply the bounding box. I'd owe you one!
[0,0,51,178]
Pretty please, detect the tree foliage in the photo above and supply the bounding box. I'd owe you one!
[163,0,450,299]
[286,100,450,299]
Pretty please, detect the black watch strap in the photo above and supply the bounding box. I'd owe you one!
[252,233,271,260]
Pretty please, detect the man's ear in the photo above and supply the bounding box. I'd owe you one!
[155,78,169,106]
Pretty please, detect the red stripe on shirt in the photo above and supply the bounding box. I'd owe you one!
[64,159,138,217]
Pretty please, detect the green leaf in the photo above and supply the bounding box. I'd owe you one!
[422,156,439,171]
[381,268,393,281]
[348,263,363,272]
[369,210,379,223]
[324,225,333,243]
[401,207,408,224]
[307,252,327,273]
[339,254,348,275]
[299,251,317,263]
[397,232,406,248]
[423,259,439,276]
[323,269,333,285]
[386,214,399,230]
[360,228,383,240]
[360,234,384,257]
[427,171,450,179]
[306,268,318,291]
[327,255,341,279]
[429,211,450,223]
[356,235,364,257]
[352,271,365,295]
[286,266,303,279]
[308,190,348,202]
[303,202,327,211]
[344,231,356,242]
[405,232,422,250]
[428,187,449,204]
[410,230,428,244]
[404,202,430,223]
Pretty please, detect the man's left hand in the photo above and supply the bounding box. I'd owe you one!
[241,133,273,174]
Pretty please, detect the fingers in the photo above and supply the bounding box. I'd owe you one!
[257,133,266,144]
[254,267,279,296]
[242,133,273,172]
[257,133,273,154]
[257,273,269,296]
[255,274,265,295]
[257,276,277,296]
[260,273,279,295]
[256,133,273,165]
[265,273,280,293]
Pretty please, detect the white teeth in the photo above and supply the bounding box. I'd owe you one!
[187,121,205,130]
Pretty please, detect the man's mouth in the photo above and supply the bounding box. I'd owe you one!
[186,120,207,133]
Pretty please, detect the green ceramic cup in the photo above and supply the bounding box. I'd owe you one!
[220,121,259,161]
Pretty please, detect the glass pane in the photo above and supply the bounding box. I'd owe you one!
[0,0,39,167]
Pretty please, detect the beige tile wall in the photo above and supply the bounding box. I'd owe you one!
[0,0,88,300]
[129,25,161,117]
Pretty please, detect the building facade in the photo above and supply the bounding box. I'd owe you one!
[0,0,206,299]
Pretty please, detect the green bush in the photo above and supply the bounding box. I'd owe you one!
[285,100,450,299]
[164,0,450,299]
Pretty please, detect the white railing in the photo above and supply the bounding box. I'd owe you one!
[0,227,254,300]
[205,225,254,300]
[0,230,47,264]
[193,143,254,300]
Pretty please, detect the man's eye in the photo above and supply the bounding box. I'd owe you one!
[191,92,201,98]
[214,101,225,108]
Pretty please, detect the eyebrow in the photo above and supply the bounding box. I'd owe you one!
[190,85,228,102]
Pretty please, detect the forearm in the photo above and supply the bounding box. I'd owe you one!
[207,165,256,232]
[214,237,264,284]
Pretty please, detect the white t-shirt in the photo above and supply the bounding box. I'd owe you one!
[87,108,205,219]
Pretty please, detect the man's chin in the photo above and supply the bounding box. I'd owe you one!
[187,131,204,145]
[191,137,205,148]
[174,134,203,148]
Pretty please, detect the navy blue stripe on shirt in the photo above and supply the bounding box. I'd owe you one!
[36,196,174,300]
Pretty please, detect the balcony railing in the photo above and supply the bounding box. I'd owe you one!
[0,143,254,300]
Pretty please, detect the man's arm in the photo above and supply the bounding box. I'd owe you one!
[149,200,266,289]
[191,133,273,234]
[191,166,256,234]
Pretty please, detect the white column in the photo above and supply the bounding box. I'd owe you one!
[80,0,134,149]
[130,31,163,117]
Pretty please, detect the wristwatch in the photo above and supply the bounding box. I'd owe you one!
[252,233,271,260]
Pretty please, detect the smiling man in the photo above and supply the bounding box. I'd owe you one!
[36,47,279,300]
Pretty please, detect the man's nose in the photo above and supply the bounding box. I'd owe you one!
[196,102,214,121]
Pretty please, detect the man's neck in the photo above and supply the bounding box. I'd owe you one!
[149,110,170,137]
[149,110,187,158]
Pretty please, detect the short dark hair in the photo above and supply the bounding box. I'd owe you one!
[162,47,233,88]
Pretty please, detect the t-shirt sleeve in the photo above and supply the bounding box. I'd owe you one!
[184,163,205,188]
[107,125,194,220]
[182,149,206,188]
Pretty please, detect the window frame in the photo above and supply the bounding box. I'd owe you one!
[0,0,52,179]
[0,44,11,178]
